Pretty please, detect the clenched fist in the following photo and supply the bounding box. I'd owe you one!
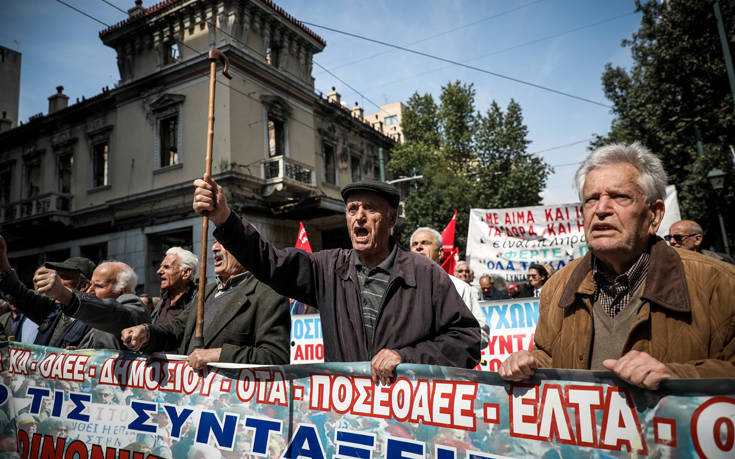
[34,267,73,305]
[121,325,149,351]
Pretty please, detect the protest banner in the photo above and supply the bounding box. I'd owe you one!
[290,314,324,363]
[2,342,735,458]
[466,203,587,284]
[479,299,537,372]
[467,186,681,283]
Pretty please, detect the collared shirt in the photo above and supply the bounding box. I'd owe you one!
[215,272,250,297]
[592,251,650,318]
[154,282,196,325]
[354,243,398,352]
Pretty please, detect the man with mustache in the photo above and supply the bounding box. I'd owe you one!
[121,241,290,369]
[499,142,735,389]
[192,176,480,384]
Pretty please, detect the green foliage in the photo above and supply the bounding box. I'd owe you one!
[388,81,552,254]
[595,0,735,250]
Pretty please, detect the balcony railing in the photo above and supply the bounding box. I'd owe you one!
[0,192,73,223]
[260,156,316,188]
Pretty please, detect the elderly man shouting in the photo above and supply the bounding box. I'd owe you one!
[193,175,480,384]
[500,142,735,389]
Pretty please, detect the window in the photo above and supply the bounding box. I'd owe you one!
[159,115,179,167]
[24,159,41,198]
[165,43,180,65]
[0,165,12,205]
[58,152,73,194]
[268,116,285,157]
[350,155,362,182]
[80,242,107,266]
[374,158,381,179]
[92,142,109,188]
[323,143,336,185]
[384,115,398,126]
[266,46,280,67]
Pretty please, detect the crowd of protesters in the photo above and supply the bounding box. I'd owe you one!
[0,142,733,392]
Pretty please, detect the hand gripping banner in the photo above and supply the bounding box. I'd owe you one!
[1,342,735,458]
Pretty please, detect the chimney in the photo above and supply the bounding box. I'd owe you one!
[48,86,69,114]
[351,102,363,119]
[128,0,145,17]
[327,86,341,104]
[0,111,11,133]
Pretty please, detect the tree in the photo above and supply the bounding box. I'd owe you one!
[388,81,552,254]
[595,0,735,251]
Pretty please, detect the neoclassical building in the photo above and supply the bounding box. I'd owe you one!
[0,0,393,292]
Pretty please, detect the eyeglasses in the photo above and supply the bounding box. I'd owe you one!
[528,274,540,279]
[664,233,697,244]
[455,269,469,273]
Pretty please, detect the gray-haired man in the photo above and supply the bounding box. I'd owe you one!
[500,142,735,389]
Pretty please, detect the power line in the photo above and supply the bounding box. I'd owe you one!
[55,0,110,27]
[530,138,594,155]
[319,0,548,73]
[336,10,635,102]
[313,61,387,114]
[99,0,126,14]
[303,21,612,108]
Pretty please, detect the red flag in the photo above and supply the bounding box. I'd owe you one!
[294,222,312,253]
[441,210,457,258]
[441,247,459,275]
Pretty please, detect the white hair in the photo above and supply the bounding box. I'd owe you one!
[100,261,138,295]
[574,142,668,205]
[165,247,199,274]
[410,227,443,249]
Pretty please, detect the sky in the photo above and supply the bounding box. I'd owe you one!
[0,0,642,205]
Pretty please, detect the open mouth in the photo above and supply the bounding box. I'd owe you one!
[354,228,370,239]
[591,223,616,233]
[213,252,225,267]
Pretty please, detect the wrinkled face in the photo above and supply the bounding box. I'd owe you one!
[212,241,244,281]
[582,163,662,267]
[89,264,119,299]
[157,254,190,292]
[667,221,701,251]
[455,263,471,282]
[56,269,86,291]
[479,277,493,295]
[528,268,545,288]
[345,191,396,258]
[410,230,442,263]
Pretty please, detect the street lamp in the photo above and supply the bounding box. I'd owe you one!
[707,167,731,256]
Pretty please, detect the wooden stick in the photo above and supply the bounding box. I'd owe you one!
[193,49,232,349]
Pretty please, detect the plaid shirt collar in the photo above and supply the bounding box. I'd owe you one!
[592,251,650,318]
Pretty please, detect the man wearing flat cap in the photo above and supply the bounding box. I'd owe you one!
[193,175,480,384]
[0,237,98,349]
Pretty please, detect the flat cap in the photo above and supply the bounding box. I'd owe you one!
[45,257,96,280]
[341,179,400,209]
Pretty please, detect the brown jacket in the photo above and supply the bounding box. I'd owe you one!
[532,238,735,378]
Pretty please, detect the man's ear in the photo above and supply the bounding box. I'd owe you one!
[649,199,665,235]
[181,267,193,281]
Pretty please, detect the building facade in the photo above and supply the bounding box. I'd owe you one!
[0,0,394,293]
[365,101,405,144]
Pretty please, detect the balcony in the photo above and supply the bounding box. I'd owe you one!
[0,192,73,223]
[259,155,316,198]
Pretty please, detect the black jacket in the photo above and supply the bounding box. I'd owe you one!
[143,274,290,364]
[62,291,151,349]
[214,213,480,368]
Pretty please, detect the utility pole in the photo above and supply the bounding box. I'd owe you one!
[713,0,735,116]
